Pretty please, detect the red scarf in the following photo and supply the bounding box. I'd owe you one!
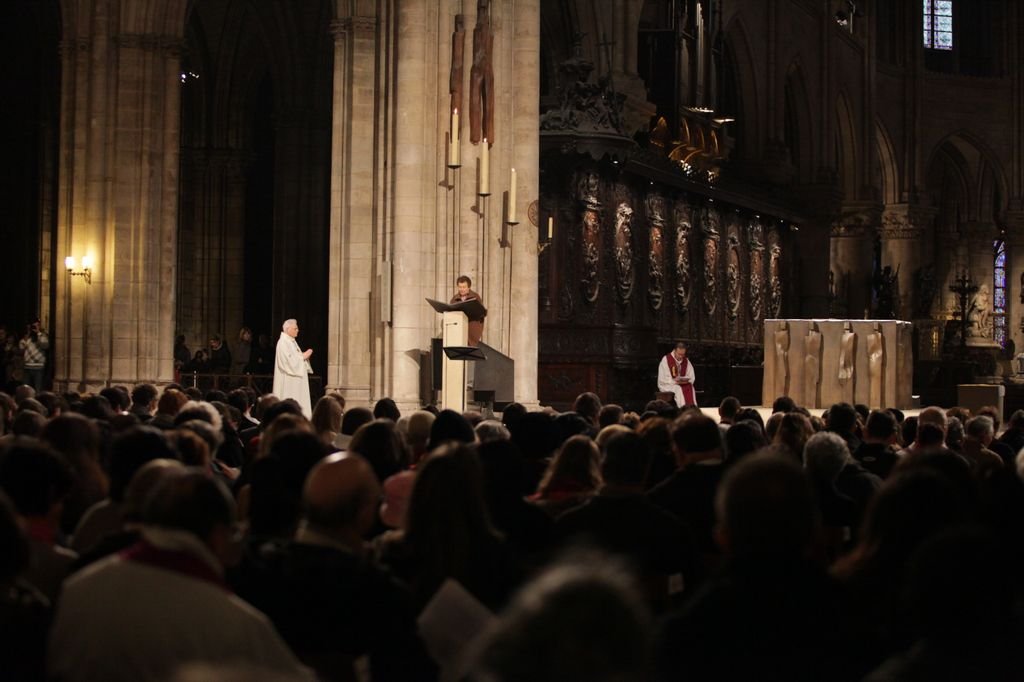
[665,353,695,405]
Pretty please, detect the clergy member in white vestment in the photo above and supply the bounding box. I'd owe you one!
[274,318,313,418]
[657,341,697,407]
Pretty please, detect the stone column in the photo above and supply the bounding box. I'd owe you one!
[879,204,934,321]
[326,13,380,405]
[389,0,438,413]
[829,204,879,318]
[55,4,186,390]
[508,0,540,408]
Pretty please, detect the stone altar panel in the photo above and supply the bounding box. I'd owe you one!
[763,319,914,409]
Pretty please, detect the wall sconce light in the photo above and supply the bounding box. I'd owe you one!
[66,255,93,284]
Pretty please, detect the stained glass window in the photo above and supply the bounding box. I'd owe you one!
[994,238,1007,348]
[923,0,953,51]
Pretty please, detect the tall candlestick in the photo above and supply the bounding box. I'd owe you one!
[479,137,490,195]
[547,216,553,240]
[508,167,517,223]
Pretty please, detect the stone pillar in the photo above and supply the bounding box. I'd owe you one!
[508,0,540,408]
[326,13,380,405]
[829,204,879,318]
[880,204,934,321]
[55,3,186,390]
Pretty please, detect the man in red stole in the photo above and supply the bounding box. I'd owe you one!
[658,341,696,407]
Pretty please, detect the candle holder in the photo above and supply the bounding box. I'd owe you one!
[503,190,518,226]
[537,239,551,255]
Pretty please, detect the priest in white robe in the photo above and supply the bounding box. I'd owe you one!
[274,318,313,418]
[657,341,696,407]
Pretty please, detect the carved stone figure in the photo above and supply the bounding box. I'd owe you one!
[675,204,692,315]
[805,323,822,408]
[726,229,741,322]
[971,283,992,339]
[581,208,601,303]
[702,208,720,316]
[867,322,885,408]
[839,321,857,403]
[614,202,635,305]
[469,0,494,144]
[538,42,628,136]
[647,195,666,310]
[767,231,782,317]
[774,321,791,398]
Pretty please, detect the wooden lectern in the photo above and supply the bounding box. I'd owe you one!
[426,298,488,411]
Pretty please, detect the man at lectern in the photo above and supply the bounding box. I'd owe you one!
[450,275,486,346]
[658,341,697,407]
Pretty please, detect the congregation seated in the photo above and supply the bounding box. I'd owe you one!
[48,469,312,681]
[3,379,1024,681]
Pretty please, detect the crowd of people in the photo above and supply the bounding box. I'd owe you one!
[2,381,1024,681]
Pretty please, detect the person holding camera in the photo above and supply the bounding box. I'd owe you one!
[20,318,49,392]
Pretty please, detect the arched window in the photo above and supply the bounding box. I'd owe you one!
[923,1,953,51]
[994,238,1007,348]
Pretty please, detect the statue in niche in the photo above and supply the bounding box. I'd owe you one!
[873,264,899,319]
[449,14,466,114]
[649,223,665,311]
[767,231,782,317]
[469,0,494,144]
[839,321,857,402]
[675,205,692,314]
[774,321,791,398]
[580,208,601,303]
[805,323,823,408]
[726,232,741,321]
[614,202,635,305]
[867,322,885,408]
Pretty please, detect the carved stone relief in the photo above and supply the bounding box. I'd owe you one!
[576,171,602,305]
[702,207,720,317]
[674,202,692,315]
[647,195,666,311]
[726,225,741,322]
[748,221,764,322]
[767,228,783,318]
[614,200,635,305]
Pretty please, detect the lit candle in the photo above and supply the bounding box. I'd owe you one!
[547,216,553,240]
[479,137,490,195]
[508,167,517,223]
[448,108,460,167]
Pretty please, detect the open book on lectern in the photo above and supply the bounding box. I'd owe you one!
[425,297,487,320]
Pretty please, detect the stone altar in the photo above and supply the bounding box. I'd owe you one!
[763,319,914,409]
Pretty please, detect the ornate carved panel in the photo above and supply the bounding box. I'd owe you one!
[577,171,602,305]
[726,223,741,322]
[701,206,720,317]
[768,228,783,318]
[674,202,692,316]
[748,221,765,323]
[647,194,666,311]
[613,192,635,306]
